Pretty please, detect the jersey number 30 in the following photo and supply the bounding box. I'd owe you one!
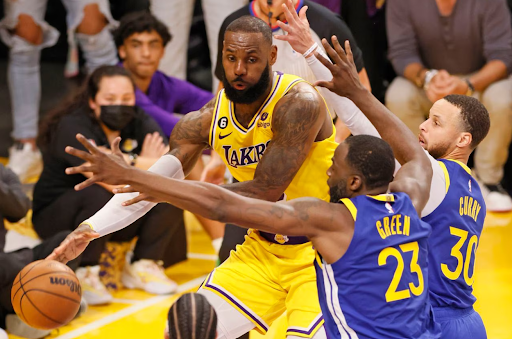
[378,241,424,303]
[441,226,478,286]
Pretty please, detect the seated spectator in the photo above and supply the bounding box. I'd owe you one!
[114,12,225,252]
[0,231,80,339]
[0,164,31,252]
[114,11,214,137]
[32,66,184,305]
[1,0,119,183]
[385,0,512,212]
[165,293,217,339]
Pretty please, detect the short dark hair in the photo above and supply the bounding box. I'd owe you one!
[168,293,217,339]
[345,135,395,190]
[225,16,272,46]
[113,11,172,48]
[443,95,490,149]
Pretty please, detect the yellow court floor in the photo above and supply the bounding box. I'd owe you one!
[6,211,512,339]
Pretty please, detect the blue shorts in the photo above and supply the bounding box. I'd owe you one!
[434,307,486,339]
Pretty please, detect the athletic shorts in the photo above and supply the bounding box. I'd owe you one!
[199,230,323,338]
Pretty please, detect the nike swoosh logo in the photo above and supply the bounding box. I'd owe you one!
[219,132,232,140]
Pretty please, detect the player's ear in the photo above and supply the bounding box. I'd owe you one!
[456,132,472,149]
[118,45,126,60]
[348,175,363,192]
[269,45,278,66]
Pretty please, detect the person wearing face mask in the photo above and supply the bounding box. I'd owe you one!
[32,65,185,305]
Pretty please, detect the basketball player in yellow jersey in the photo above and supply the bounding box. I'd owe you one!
[49,15,337,339]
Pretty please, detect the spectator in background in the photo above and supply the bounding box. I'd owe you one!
[114,12,225,252]
[149,0,248,88]
[204,0,370,264]
[0,164,31,253]
[32,66,184,305]
[1,0,119,183]
[114,12,213,137]
[386,0,512,212]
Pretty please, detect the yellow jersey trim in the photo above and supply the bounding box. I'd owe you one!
[209,90,224,148]
[340,198,358,221]
[315,250,323,269]
[367,194,395,202]
[438,161,451,193]
[447,159,472,175]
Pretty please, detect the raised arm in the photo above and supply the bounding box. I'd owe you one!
[316,37,432,214]
[222,83,330,201]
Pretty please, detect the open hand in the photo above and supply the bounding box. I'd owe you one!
[274,0,315,56]
[46,224,99,264]
[140,132,169,158]
[65,133,132,190]
[314,37,367,98]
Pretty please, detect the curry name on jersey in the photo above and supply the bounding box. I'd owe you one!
[423,159,485,309]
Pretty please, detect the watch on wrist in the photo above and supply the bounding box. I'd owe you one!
[423,69,439,90]
[465,79,475,96]
[128,153,138,166]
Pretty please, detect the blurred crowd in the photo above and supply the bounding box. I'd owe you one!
[0,0,511,337]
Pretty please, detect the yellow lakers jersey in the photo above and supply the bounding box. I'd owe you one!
[209,72,337,202]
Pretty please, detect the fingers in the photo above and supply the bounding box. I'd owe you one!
[314,80,334,91]
[65,146,94,163]
[282,0,298,25]
[76,133,100,155]
[321,38,342,67]
[122,193,146,206]
[74,177,97,191]
[275,20,291,34]
[111,137,123,157]
[330,36,349,64]
[298,5,309,22]
[113,185,137,194]
[344,40,355,66]
[315,44,337,72]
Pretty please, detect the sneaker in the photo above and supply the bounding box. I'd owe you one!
[7,143,42,183]
[0,328,7,339]
[5,314,51,339]
[122,259,177,295]
[480,183,512,212]
[76,266,113,305]
[74,298,88,319]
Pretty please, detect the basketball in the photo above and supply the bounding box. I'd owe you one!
[10,260,82,330]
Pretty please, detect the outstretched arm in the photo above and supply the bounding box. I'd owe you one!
[316,38,432,214]
[222,83,330,201]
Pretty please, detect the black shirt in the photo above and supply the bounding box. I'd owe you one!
[32,107,166,213]
[215,0,365,80]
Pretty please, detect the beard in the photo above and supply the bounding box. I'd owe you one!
[428,141,452,159]
[222,64,271,104]
[329,180,349,203]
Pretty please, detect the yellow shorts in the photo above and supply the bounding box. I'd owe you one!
[199,230,323,338]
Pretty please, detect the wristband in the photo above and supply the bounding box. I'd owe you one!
[303,42,318,58]
[423,69,439,90]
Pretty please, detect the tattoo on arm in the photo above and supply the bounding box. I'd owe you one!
[223,86,324,201]
[167,99,215,175]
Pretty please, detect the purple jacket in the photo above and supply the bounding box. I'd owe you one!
[120,64,213,136]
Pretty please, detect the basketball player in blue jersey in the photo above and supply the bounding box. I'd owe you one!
[49,38,441,338]
[308,38,490,338]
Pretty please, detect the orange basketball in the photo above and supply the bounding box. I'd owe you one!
[11,260,82,330]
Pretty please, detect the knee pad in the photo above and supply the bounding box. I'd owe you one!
[76,26,118,73]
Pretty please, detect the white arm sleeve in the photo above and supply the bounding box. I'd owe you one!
[82,154,185,237]
[306,53,380,138]
[420,153,447,217]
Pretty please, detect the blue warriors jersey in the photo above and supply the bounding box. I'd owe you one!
[423,159,485,309]
[315,193,439,339]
